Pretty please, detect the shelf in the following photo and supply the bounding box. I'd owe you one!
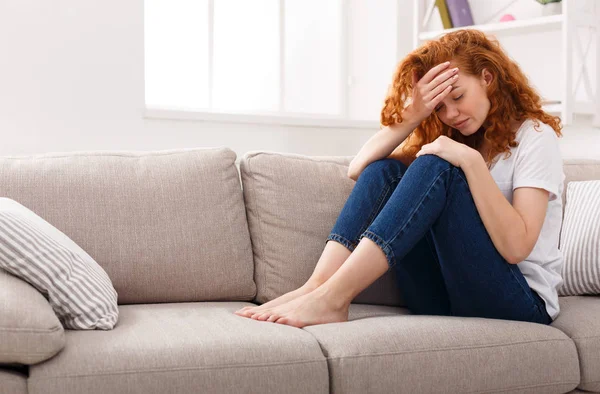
[414,0,600,127]
[543,103,562,114]
[419,14,564,41]
[542,102,598,116]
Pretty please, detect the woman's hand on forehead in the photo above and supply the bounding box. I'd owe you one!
[402,61,459,125]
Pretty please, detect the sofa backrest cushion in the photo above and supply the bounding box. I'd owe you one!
[240,151,405,307]
[0,148,256,304]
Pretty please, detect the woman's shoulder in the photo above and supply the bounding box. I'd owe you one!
[515,118,558,144]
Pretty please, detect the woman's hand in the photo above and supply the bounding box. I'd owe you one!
[402,61,459,125]
[416,135,477,168]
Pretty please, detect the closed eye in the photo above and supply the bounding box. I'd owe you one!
[453,94,463,101]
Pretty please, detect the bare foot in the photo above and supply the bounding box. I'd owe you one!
[252,287,349,328]
[234,283,319,318]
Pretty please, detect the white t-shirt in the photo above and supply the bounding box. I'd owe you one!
[488,118,565,321]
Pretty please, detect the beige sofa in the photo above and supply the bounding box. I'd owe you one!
[0,147,599,394]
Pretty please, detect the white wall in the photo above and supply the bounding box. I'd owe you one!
[0,0,411,160]
[0,0,597,161]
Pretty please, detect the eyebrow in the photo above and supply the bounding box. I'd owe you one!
[451,85,461,92]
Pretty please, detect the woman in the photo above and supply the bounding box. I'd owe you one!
[234,29,565,328]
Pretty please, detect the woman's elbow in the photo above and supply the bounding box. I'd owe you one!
[347,161,364,181]
[506,246,532,265]
[506,255,523,265]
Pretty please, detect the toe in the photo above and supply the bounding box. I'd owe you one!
[257,312,271,321]
[267,314,279,322]
[252,312,267,320]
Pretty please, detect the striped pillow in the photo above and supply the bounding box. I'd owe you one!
[558,180,600,296]
[0,198,118,330]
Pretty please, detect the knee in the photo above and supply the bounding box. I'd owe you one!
[411,154,454,172]
[362,158,407,181]
[408,154,458,181]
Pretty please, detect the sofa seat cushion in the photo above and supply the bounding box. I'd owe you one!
[0,148,256,304]
[27,302,328,394]
[0,368,27,394]
[302,304,579,394]
[550,296,600,392]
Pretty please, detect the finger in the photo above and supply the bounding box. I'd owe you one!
[429,85,453,110]
[426,67,458,92]
[424,74,458,102]
[416,145,429,156]
[419,61,451,85]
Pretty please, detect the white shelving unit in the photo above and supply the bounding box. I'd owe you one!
[413,0,600,127]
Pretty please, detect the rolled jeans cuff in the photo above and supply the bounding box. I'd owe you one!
[360,230,396,269]
[326,233,357,252]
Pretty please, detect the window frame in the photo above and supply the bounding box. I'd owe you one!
[143,0,392,129]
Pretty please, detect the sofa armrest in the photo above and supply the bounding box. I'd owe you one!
[0,269,65,365]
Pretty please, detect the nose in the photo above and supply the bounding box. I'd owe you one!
[446,104,459,119]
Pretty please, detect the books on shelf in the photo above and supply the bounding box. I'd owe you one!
[445,0,474,28]
[435,0,453,29]
[425,0,474,30]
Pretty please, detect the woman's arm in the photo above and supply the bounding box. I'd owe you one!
[348,61,460,181]
[461,151,549,265]
[348,119,419,181]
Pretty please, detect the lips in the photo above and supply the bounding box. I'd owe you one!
[454,118,469,128]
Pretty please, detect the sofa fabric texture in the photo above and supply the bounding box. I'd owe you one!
[0,269,65,364]
[25,302,584,394]
[548,295,600,392]
[0,198,119,330]
[27,302,329,394]
[0,148,256,304]
[0,148,599,394]
[303,303,579,394]
[0,368,27,394]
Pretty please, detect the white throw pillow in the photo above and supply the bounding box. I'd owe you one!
[558,180,600,296]
[0,198,119,329]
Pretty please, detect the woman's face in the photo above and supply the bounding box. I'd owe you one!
[433,67,492,136]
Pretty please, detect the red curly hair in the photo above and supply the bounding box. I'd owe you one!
[382,29,562,166]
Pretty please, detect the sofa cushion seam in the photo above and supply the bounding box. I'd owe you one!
[245,155,270,300]
[326,337,575,360]
[463,380,581,393]
[244,152,351,168]
[569,335,600,340]
[27,359,325,380]
[1,351,57,356]
[0,326,63,334]
[1,147,230,160]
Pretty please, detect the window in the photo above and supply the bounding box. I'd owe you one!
[144,0,401,127]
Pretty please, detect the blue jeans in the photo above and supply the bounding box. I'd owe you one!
[326,155,552,325]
